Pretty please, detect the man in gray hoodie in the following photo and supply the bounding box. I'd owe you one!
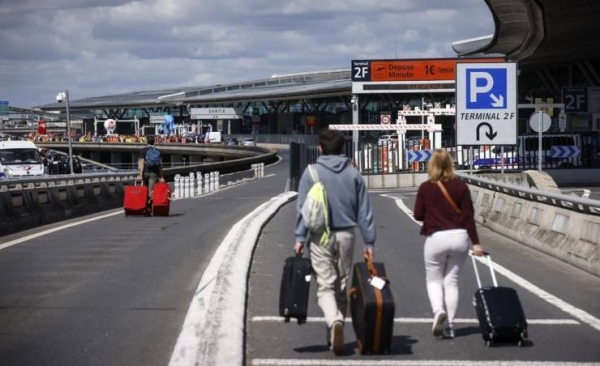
[294,129,376,356]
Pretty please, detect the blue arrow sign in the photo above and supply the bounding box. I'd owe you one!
[407,150,432,162]
[550,146,581,158]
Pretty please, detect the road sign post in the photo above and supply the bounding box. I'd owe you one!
[456,62,517,146]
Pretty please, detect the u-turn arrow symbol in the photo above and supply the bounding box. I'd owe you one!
[476,122,497,141]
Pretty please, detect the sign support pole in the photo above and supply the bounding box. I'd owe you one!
[538,112,543,172]
[352,95,359,158]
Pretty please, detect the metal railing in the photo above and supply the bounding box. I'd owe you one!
[457,172,600,215]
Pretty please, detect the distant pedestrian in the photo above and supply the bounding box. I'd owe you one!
[294,129,376,356]
[413,149,485,339]
[137,135,165,216]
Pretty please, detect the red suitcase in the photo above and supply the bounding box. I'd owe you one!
[152,182,171,216]
[124,182,148,216]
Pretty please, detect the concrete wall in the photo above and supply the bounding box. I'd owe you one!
[363,171,599,277]
[469,180,599,277]
[0,174,135,237]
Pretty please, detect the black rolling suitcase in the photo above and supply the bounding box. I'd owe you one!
[349,260,395,355]
[471,252,528,347]
[279,255,311,325]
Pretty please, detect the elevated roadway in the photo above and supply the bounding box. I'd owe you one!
[1,151,599,365]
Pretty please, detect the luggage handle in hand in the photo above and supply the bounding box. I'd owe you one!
[469,250,498,288]
[366,258,378,277]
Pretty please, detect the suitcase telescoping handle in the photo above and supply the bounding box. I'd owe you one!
[470,250,498,288]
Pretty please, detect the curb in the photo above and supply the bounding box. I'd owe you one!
[168,191,298,366]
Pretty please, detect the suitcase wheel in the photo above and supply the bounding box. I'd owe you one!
[284,316,290,323]
[485,340,492,347]
[297,317,306,325]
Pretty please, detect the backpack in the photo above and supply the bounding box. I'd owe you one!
[301,165,331,246]
[145,146,161,167]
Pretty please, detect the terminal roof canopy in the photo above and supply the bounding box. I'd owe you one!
[456,0,600,67]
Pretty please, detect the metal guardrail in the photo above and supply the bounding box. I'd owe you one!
[457,172,600,215]
[0,172,137,191]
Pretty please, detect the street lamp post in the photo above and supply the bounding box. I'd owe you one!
[57,90,74,174]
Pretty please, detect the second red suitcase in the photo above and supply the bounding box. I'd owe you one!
[349,260,395,355]
[124,183,148,216]
[152,182,171,216]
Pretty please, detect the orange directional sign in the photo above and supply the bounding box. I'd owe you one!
[352,58,505,82]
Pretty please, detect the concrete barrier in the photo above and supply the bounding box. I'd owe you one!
[465,172,600,277]
[0,174,134,237]
[364,170,599,277]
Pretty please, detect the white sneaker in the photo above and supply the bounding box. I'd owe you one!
[330,321,344,356]
[432,310,447,337]
[443,324,455,339]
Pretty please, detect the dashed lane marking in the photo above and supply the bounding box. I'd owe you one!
[382,194,600,333]
[251,316,579,325]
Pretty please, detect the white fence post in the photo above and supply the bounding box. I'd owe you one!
[183,176,189,198]
[174,174,181,199]
[189,172,196,197]
[196,172,203,195]
[215,172,220,190]
[204,173,210,193]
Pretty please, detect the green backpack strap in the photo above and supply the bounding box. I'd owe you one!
[307,164,330,246]
[308,164,319,184]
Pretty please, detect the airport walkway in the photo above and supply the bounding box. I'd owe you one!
[0,150,599,366]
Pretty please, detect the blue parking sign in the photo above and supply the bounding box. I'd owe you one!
[466,68,507,109]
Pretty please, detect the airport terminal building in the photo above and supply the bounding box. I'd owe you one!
[5,1,600,158]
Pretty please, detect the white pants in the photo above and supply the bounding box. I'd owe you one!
[423,229,470,325]
[309,229,355,328]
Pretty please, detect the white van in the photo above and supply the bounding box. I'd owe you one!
[0,140,45,179]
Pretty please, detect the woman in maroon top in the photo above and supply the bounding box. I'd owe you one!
[414,149,484,339]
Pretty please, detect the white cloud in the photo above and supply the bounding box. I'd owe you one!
[0,0,494,108]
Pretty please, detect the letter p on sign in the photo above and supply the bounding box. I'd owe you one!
[470,72,493,103]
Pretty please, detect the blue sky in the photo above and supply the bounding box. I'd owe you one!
[0,0,494,108]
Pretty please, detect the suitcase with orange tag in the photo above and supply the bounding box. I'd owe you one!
[349,260,395,355]
[152,182,171,216]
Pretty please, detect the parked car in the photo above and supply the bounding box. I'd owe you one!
[242,138,255,146]
[225,137,239,145]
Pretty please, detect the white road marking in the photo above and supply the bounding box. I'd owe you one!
[250,316,579,325]
[252,359,600,366]
[0,210,123,251]
[381,193,422,226]
[168,191,297,366]
[382,193,600,333]
[264,173,276,178]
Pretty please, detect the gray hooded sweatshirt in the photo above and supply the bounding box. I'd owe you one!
[295,154,376,248]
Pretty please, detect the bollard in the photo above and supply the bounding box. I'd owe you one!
[215,172,220,190]
[181,177,187,198]
[252,163,257,178]
[204,173,210,193]
[189,172,196,198]
[174,174,181,199]
[260,163,264,178]
[196,172,203,195]
[209,172,215,192]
